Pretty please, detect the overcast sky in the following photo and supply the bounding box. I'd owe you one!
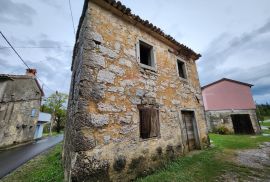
[0,0,269,104]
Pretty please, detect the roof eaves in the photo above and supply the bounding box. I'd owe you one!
[201,78,253,90]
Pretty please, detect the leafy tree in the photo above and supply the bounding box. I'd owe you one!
[42,92,68,133]
[256,102,270,121]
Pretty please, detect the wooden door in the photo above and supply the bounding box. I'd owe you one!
[182,111,197,151]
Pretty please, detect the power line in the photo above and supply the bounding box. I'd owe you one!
[37,77,55,93]
[0,46,73,49]
[68,0,76,36]
[0,31,30,69]
[0,31,55,96]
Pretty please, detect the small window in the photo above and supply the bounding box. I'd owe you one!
[177,60,187,79]
[139,41,154,67]
[139,107,160,139]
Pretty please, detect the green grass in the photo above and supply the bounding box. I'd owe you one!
[263,116,270,121]
[261,122,270,127]
[209,133,270,149]
[262,129,270,134]
[2,143,64,182]
[137,134,270,182]
[137,148,230,182]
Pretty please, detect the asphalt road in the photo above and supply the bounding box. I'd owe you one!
[0,134,63,179]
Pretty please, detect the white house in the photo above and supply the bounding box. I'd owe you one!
[34,112,51,139]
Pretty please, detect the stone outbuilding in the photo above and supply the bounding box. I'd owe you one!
[202,78,261,134]
[0,69,44,148]
[63,0,209,181]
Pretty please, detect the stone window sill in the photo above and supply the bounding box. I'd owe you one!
[139,63,157,72]
[178,76,189,83]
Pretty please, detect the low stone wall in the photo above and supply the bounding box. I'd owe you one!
[205,109,261,134]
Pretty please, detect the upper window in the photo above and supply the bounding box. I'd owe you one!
[177,59,187,79]
[139,41,154,67]
[139,107,160,139]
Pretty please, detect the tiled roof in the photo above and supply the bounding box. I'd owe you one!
[73,0,200,67]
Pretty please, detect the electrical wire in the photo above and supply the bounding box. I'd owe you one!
[0,46,73,49]
[68,0,76,36]
[0,31,55,95]
[0,31,30,69]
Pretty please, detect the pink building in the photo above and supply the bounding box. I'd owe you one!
[202,78,260,134]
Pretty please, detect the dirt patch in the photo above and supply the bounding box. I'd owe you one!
[216,142,270,182]
[235,142,270,169]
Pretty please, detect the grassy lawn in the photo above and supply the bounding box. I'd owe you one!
[262,129,270,134]
[209,133,270,149]
[2,134,270,182]
[263,116,270,121]
[261,122,270,127]
[137,134,270,182]
[2,143,64,182]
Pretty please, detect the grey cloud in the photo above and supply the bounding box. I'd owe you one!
[0,0,36,25]
[40,0,62,9]
[198,19,270,103]
[199,19,270,75]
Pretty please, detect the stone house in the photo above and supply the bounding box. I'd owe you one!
[202,78,261,134]
[63,0,209,181]
[0,69,43,148]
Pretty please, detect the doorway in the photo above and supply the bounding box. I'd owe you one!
[231,114,254,134]
[181,111,200,151]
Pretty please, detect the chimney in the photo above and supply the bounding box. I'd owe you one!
[26,68,37,77]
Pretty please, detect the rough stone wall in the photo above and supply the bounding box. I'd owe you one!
[205,109,260,134]
[0,79,41,148]
[63,1,208,181]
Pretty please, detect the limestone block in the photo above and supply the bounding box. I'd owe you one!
[103,135,111,144]
[119,116,132,124]
[99,45,117,59]
[129,97,141,105]
[120,80,135,87]
[86,31,104,43]
[145,92,156,98]
[97,103,126,112]
[114,41,121,52]
[109,65,125,76]
[91,114,109,127]
[136,89,145,97]
[97,70,115,84]
[119,58,132,67]
[124,48,136,58]
[84,52,105,68]
[108,86,124,94]
[72,131,96,152]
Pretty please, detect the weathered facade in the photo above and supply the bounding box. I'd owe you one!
[202,78,261,134]
[0,69,43,148]
[64,0,208,181]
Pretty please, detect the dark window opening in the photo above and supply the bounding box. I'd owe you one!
[177,60,187,79]
[139,41,153,67]
[139,107,160,139]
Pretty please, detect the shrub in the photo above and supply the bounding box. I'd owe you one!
[213,125,230,135]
